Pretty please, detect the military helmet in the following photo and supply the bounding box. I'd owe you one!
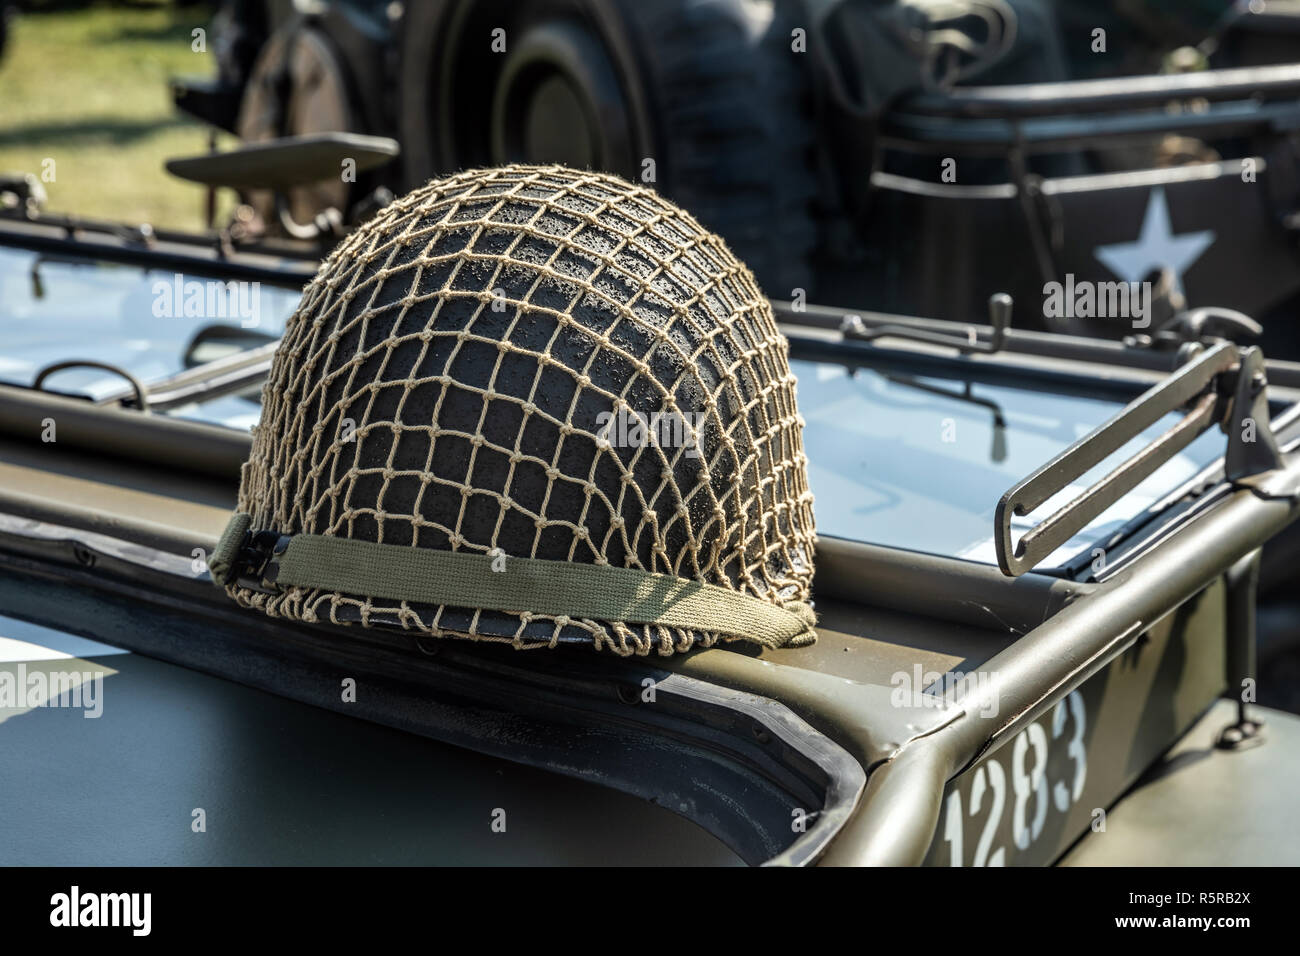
[211,164,817,656]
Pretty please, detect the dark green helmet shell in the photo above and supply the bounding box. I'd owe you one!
[231,165,816,655]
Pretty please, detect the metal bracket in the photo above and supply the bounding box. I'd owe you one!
[995,341,1245,577]
[1124,306,1264,352]
[33,359,152,412]
[1224,347,1285,480]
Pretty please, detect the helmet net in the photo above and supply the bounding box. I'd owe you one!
[231,164,816,655]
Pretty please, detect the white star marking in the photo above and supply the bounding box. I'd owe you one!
[1093,186,1215,295]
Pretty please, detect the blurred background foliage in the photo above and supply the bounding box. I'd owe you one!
[0,1,235,228]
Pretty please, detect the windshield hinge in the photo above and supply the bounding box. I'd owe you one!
[1124,306,1264,351]
[995,340,1294,576]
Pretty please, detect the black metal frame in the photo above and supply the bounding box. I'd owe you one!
[0,209,318,286]
[882,63,1300,156]
[772,297,1300,393]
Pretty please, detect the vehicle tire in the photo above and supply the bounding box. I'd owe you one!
[397,0,819,297]
[233,17,358,232]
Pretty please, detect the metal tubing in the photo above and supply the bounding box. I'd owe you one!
[1223,549,1262,725]
[901,63,1300,118]
[817,744,952,867]
[0,384,249,479]
[815,535,1092,634]
[775,299,1300,394]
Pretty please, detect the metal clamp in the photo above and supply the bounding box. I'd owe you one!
[229,529,291,594]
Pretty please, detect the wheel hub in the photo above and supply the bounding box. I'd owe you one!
[490,19,633,171]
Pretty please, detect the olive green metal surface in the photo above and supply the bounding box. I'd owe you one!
[1062,701,1300,865]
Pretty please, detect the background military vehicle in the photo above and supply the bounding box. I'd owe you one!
[173,0,1300,355]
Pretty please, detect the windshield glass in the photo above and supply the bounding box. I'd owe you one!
[793,357,1223,570]
[0,246,299,401]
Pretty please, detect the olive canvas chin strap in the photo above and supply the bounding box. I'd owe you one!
[210,513,817,650]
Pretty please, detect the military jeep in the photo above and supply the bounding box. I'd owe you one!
[1,186,1298,865]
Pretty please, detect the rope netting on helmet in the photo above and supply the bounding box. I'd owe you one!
[231,164,816,655]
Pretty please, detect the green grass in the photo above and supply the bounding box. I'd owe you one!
[0,2,236,229]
